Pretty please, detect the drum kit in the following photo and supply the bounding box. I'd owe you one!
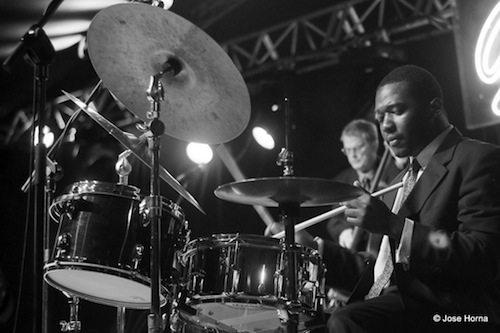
[38,2,364,333]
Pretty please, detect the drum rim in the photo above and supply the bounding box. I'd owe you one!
[63,180,141,197]
[49,180,142,221]
[182,233,282,256]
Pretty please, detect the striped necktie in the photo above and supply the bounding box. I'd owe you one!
[365,159,420,299]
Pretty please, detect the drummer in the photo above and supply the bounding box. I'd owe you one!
[266,64,500,332]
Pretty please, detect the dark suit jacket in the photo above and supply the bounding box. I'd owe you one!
[323,128,500,324]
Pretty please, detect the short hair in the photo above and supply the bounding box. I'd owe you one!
[341,119,379,147]
[377,65,443,104]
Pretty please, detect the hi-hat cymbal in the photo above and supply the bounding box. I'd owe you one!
[87,3,250,144]
[63,91,205,214]
[214,177,363,207]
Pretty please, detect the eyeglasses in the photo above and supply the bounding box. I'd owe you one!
[341,143,368,156]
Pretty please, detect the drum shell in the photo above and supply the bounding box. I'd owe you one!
[181,233,281,297]
[53,189,141,270]
[44,180,187,309]
[177,233,326,332]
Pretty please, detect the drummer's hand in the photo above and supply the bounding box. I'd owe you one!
[343,192,404,239]
[338,228,355,249]
[264,222,284,237]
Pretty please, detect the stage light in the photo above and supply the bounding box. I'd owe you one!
[186,142,213,165]
[34,126,55,148]
[67,128,77,143]
[158,0,174,10]
[252,126,275,150]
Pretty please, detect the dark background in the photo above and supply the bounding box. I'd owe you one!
[2,1,500,332]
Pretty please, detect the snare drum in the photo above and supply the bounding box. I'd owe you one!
[178,233,325,332]
[44,180,187,309]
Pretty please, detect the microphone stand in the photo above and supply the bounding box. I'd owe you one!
[3,2,64,333]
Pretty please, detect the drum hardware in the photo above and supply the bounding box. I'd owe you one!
[115,149,133,186]
[59,293,81,333]
[54,233,71,259]
[213,98,362,333]
[62,91,205,215]
[132,244,145,270]
[143,67,168,333]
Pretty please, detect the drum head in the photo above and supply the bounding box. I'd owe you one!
[182,302,319,333]
[44,262,168,309]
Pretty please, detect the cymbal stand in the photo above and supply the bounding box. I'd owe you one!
[146,72,166,333]
[276,97,299,333]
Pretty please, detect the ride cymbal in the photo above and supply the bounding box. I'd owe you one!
[214,177,363,207]
[87,3,250,144]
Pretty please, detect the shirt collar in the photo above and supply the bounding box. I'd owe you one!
[413,125,453,169]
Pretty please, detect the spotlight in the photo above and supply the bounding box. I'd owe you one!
[186,142,213,165]
[34,126,55,148]
[252,126,275,150]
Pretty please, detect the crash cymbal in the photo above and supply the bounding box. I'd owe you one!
[63,91,205,214]
[214,177,363,207]
[87,3,250,144]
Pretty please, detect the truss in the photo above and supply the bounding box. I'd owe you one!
[221,0,457,78]
[0,0,458,146]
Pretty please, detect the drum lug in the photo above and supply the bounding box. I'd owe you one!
[55,233,71,258]
[132,244,145,270]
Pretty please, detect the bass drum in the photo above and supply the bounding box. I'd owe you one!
[44,180,188,309]
[177,233,325,332]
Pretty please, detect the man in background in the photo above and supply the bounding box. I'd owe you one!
[327,119,405,250]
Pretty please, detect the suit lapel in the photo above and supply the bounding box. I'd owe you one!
[398,128,462,217]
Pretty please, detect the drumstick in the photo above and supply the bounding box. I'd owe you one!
[272,181,404,239]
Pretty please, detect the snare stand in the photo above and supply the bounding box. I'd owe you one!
[278,201,300,333]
